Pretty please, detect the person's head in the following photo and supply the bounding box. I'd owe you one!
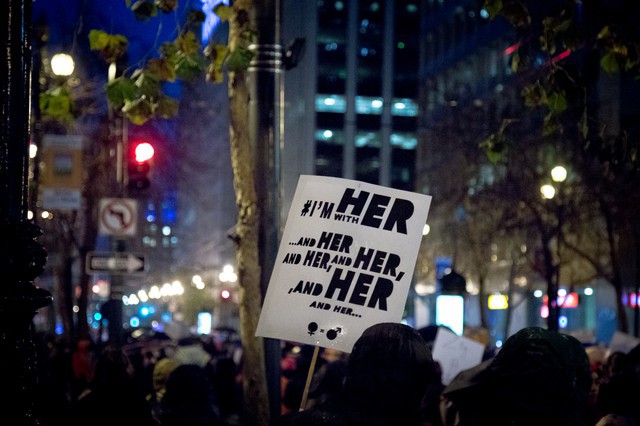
[344,322,436,425]
[443,326,592,425]
[92,344,134,390]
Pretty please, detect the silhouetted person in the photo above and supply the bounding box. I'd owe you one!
[73,344,154,426]
[441,326,592,426]
[160,363,220,426]
[594,343,640,425]
[273,322,437,426]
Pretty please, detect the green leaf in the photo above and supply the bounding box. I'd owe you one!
[479,119,515,164]
[105,77,137,107]
[175,31,201,55]
[482,0,503,19]
[225,46,254,71]
[502,0,531,29]
[39,87,73,122]
[131,0,158,21]
[160,41,179,61]
[511,51,521,72]
[122,98,154,125]
[205,43,228,63]
[175,53,207,80]
[522,83,545,107]
[206,63,225,83]
[546,91,567,113]
[89,30,128,63]
[156,95,179,119]
[597,26,612,41]
[600,51,620,73]
[214,4,233,21]
[89,29,109,50]
[479,134,508,164]
[204,44,227,82]
[147,58,176,82]
[543,112,561,137]
[131,69,162,98]
[156,0,177,13]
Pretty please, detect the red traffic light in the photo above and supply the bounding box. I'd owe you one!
[134,142,154,163]
[128,141,154,192]
[221,289,231,300]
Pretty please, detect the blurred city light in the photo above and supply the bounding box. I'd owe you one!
[488,294,508,310]
[540,184,556,199]
[219,265,238,282]
[551,165,567,183]
[51,53,75,76]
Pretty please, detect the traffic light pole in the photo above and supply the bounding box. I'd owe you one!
[250,0,283,418]
[106,81,127,346]
[1,0,53,423]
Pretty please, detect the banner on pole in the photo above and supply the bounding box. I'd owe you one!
[256,175,432,352]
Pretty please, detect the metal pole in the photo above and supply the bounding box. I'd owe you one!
[1,0,52,423]
[249,0,283,418]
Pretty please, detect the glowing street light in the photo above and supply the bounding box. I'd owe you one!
[219,265,238,283]
[50,53,75,76]
[551,165,567,183]
[540,184,556,200]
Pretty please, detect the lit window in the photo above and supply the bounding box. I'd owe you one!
[356,96,383,114]
[316,95,346,113]
[392,98,418,116]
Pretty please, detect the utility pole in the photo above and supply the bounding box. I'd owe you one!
[249,0,283,418]
[1,0,53,423]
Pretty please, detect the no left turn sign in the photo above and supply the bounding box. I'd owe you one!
[98,198,138,236]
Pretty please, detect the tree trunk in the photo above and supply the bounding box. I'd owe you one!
[477,274,488,329]
[227,1,270,424]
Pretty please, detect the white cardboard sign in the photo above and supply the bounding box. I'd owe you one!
[256,175,431,353]
[607,331,640,355]
[432,327,485,385]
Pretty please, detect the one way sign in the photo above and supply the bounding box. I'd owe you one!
[86,252,146,275]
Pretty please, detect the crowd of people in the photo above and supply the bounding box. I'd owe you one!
[31,324,640,426]
[33,330,243,426]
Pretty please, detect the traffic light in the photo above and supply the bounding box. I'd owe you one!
[127,141,154,192]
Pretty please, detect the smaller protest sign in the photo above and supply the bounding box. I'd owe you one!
[607,331,640,356]
[432,327,485,385]
[256,175,432,353]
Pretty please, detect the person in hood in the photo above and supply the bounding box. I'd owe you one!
[441,326,592,426]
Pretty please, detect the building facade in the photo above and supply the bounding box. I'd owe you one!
[282,0,422,215]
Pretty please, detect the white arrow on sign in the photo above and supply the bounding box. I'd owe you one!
[86,252,146,275]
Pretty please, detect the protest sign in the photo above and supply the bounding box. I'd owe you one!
[608,331,640,355]
[432,327,485,385]
[256,175,431,353]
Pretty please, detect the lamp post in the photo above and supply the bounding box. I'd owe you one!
[540,165,567,332]
[2,0,53,422]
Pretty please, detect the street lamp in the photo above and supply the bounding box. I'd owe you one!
[50,53,75,76]
[551,165,567,183]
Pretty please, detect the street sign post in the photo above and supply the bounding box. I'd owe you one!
[86,252,146,275]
